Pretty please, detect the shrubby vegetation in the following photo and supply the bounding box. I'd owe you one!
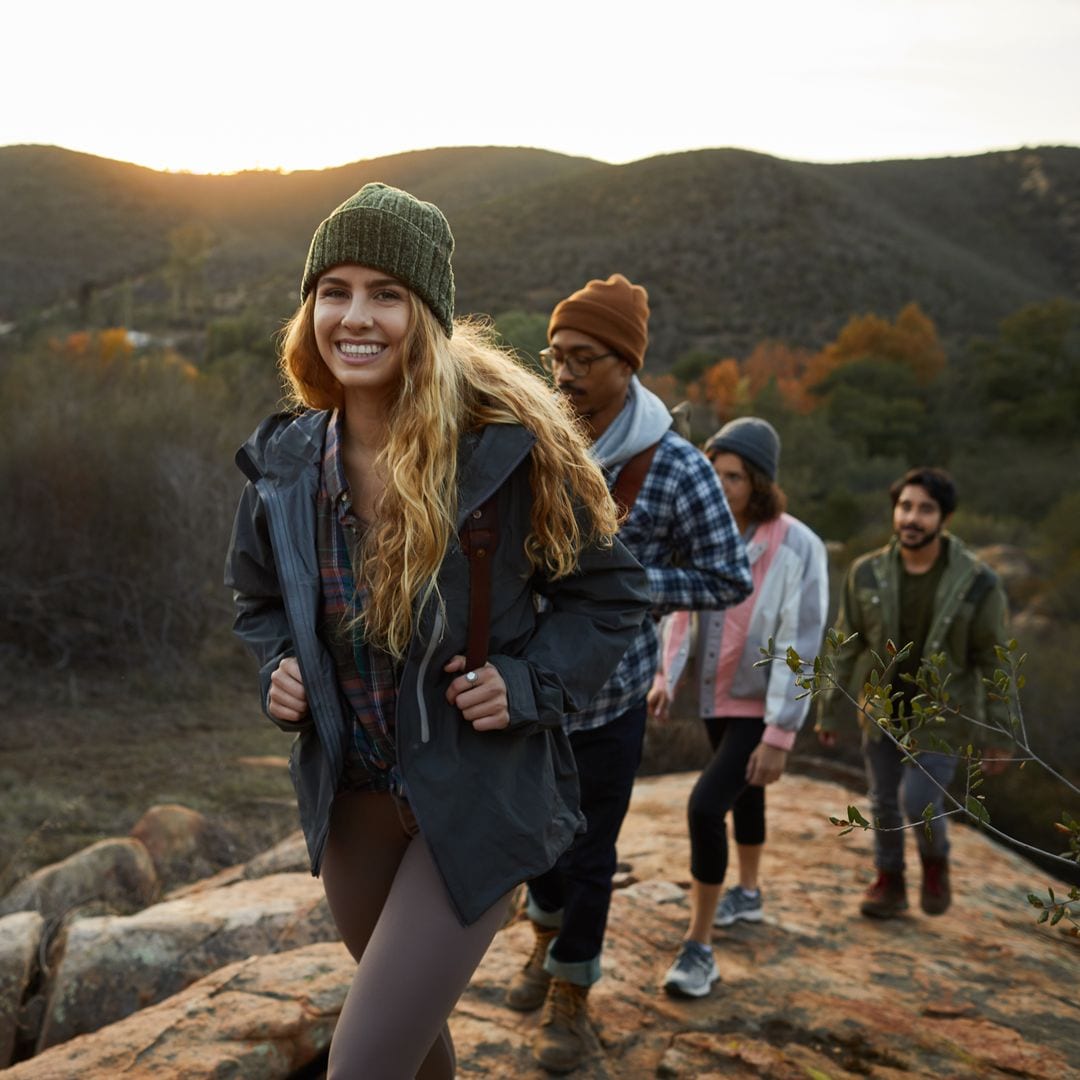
[0,328,279,669]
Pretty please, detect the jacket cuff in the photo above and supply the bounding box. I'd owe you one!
[487,654,544,734]
[761,725,796,751]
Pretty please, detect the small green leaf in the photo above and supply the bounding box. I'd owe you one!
[965,795,990,826]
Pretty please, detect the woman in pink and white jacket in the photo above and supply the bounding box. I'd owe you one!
[650,417,829,999]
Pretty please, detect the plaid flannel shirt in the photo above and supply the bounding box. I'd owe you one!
[316,411,402,792]
[566,430,752,734]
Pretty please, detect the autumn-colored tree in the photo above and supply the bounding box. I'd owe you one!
[803,302,945,396]
[53,328,134,367]
[743,340,815,413]
[640,372,683,409]
[700,358,741,420]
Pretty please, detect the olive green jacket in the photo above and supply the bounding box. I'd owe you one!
[816,534,1010,744]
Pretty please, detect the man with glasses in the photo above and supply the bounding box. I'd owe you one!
[506,273,753,1073]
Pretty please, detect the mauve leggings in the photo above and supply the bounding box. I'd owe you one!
[319,790,510,1080]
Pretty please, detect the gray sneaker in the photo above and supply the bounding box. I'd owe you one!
[662,940,720,998]
[713,886,764,927]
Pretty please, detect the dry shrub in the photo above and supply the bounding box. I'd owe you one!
[0,336,256,669]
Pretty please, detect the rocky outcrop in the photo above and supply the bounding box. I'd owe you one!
[37,871,337,1049]
[130,803,232,889]
[446,773,1079,1078]
[0,912,44,1067]
[4,942,352,1079]
[10,773,1080,1078]
[0,837,158,921]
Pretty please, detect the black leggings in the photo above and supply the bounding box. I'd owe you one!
[320,790,510,1080]
[687,716,766,884]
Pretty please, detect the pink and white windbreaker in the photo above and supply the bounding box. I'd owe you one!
[656,513,828,750]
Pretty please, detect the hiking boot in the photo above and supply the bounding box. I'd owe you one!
[713,885,764,927]
[860,870,909,918]
[920,856,951,915]
[533,978,592,1074]
[663,940,720,998]
[506,924,558,1011]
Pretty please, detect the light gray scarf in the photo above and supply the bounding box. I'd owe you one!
[591,376,673,471]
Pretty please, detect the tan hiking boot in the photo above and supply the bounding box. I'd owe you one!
[860,869,909,918]
[920,856,951,915]
[534,978,592,1074]
[505,924,558,1011]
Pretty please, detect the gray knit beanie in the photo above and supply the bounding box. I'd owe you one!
[704,417,781,481]
[300,182,455,336]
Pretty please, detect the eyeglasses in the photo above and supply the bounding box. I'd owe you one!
[538,347,617,379]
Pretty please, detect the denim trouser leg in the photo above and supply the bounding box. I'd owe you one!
[863,735,959,872]
[527,702,647,987]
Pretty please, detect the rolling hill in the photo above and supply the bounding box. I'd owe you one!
[1,142,1077,360]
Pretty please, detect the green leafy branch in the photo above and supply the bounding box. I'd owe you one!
[760,634,1080,936]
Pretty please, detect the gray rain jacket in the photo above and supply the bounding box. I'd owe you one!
[224,410,650,925]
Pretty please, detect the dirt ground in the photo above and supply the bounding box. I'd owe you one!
[1,668,299,894]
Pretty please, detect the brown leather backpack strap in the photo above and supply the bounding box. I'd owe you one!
[611,442,660,517]
[461,493,500,670]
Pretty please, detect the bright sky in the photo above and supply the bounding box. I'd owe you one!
[3,0,1078,174]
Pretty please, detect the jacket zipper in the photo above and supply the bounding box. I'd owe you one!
[415,606,445,743]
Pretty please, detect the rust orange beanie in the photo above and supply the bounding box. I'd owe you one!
[547,273,650,370]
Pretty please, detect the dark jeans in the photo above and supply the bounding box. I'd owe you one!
[688,716,766,884]
[527,701,647,984]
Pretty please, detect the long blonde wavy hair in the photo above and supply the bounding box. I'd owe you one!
[279,287,620,658]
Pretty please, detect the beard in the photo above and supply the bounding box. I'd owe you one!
[897,525,940,550]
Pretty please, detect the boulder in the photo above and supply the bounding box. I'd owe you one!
[130,803,232,888]
[243,830,309,879]
[38,871,337,1049]
[0,911,44,1067]
[164,831,308,901]
[5,941,352,1079]
[0,837,158,921]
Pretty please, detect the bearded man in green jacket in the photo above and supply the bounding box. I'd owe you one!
[816,467,1010,918]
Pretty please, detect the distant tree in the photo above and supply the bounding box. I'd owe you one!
[670,347,716,384]
[963,298,1080,441]
[699,358,742,420]
[743,340,815,413]
[804,302,945,395]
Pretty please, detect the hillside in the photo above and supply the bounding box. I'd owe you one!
[1,143,1078,358]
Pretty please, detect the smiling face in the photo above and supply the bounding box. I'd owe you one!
[893,483,947,550]
[312,264,412,403]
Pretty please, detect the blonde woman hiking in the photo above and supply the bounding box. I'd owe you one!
[225,183,649,1078]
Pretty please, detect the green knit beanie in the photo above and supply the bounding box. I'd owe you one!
[300,182,455,336]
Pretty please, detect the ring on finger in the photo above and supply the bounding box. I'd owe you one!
[465,670,478,685]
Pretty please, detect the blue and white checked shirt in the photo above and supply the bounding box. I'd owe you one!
[566,430,753,733]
